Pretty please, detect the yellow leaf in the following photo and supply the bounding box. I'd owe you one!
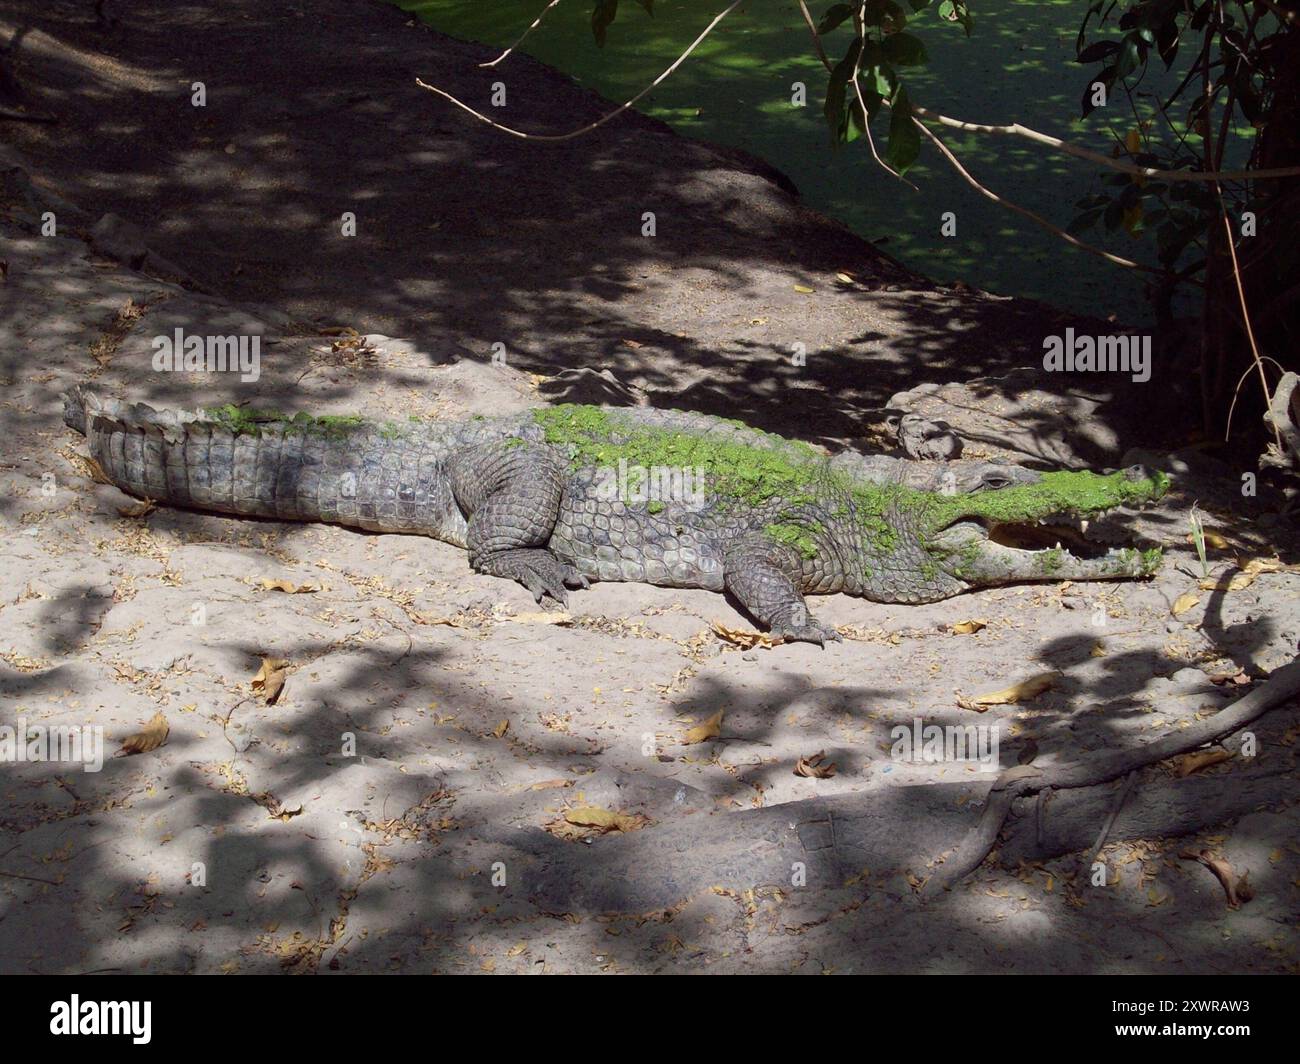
[251,657,289,704]
[966,671,1060,708]
[1171,592,1200,617]
[711,621,776,649]
[120,712,170,755]
[562,806,645,833]
[950,619,987,635]
[257,579,321,594]
[1200,556,1299,592]
[1186,530,1229,550]
[502,611,571,625]
[794,751,838,779]
[492,719,510,739]
[683,709,723,745]
[1169,748,1233,777]
[793,284,814,294]
[1125,128,1141,154]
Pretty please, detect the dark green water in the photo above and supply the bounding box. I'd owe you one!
[400,0,1205,323]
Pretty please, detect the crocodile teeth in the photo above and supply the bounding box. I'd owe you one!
[1080,519,1090,534]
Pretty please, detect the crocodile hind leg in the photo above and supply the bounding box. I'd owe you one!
[448,441,588,606]
[722,535,842,646]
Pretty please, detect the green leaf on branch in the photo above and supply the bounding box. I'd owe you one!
[885,85,921,173]
[883,31,928,67]
[823,39,863,144]
[936,0,973,35]
[818,3,855,34]
[591,0,619,47]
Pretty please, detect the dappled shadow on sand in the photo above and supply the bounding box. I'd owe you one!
[0,600,1292,973]
[0,0,1193,461]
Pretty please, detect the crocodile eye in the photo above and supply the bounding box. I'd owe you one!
[980,470,1014,490]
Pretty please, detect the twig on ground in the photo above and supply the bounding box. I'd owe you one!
[1079,769,1138,882]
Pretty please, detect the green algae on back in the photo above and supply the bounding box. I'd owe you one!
[925,468,1170,531]
[204,404,412,441]
[532,404,832,509]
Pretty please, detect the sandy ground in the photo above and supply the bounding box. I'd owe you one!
[1,0,1298,974]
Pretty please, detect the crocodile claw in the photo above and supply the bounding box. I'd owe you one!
[771,619,843,647]
[478,548,588,608]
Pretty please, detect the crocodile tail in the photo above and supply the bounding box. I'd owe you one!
[59,388,451,532]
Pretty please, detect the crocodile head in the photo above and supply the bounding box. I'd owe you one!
[916,465,1169,596]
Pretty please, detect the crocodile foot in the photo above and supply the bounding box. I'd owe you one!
[769,605,843,647]
[478,548,589,607]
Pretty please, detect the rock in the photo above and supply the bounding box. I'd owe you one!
[894,412,962,460]
[89,211,195,285]
[537,367,642,407]
[89,212,148,269]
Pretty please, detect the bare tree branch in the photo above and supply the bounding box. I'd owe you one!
[417,1,745,143]
[478,0,565,69]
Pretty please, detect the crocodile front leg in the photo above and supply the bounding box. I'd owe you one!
[448,441,588,606]
[722,535,842,646]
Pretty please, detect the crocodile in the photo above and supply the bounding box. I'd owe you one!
[62,388,1168,644]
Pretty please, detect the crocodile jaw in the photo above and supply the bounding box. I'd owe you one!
[930,519,1162,587]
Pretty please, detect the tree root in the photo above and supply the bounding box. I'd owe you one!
[920,656,1300,894]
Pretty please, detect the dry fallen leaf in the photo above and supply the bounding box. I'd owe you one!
[793,284,814,293]
[711,621,776,649]
[1200,556,1299,592]
[501,611,572,626]
[557,806,647,836]
[958,671,1060,711]
[64,450,113,484]
[1171,592,1200,618]
[1169,747,1233,777]
[252,793,303,821]
[492,719,510,739]
[1180,848,1254,909]
[120,712,169,755]
[683,709,724,745]
[950,619,987,635]
[529,778,574,791]
[412,613,469,628]
[1186,530,1230,550]
[251,657,289,704]
[794,751,838,779]
[257,579,321,594]
[1208,669,1252,686]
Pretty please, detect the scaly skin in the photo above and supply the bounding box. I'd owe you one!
[63,389,1169,645]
